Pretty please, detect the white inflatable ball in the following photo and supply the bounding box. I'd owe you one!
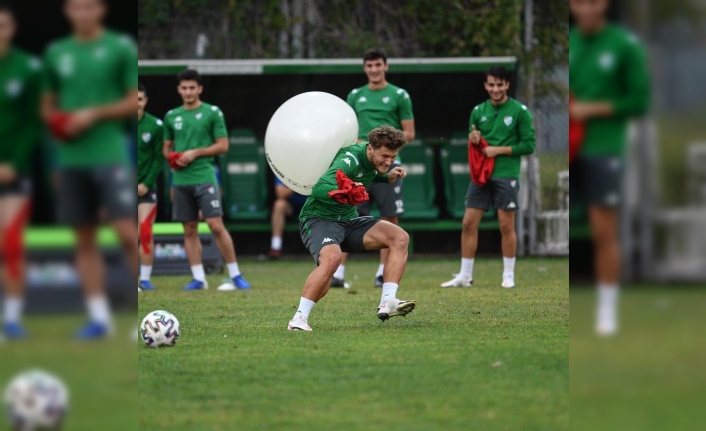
[265,92,358,195]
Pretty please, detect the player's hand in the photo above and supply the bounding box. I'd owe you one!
[138,183,148,197]
[388,166,407,182]
[482,146,502,158]
[469,125,481,145]
[64,109,97,137]
[0,163,17,185]
[177,150,197,167]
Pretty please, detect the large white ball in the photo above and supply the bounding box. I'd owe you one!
[140,310,181,348]
[4,369,69,429]
[265,92,358,195]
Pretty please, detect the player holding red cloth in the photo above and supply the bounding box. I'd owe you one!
[288,125,415,331]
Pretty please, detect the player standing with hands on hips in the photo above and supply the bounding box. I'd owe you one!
[441,66,535,289]
[332,47,415,288]
[137,83,163,291]
[163,69,250,291]
[289,126,416,331]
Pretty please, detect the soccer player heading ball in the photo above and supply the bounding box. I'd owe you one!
[288,125,416,331]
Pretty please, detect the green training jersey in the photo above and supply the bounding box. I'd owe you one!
[163,102,227,186]
[137,111,164,190]
[299,143,390,221]
[42,30,138,167]
[0,47,42,174]
[469,97,535,179]
[346,83,413,141]
[569,24,650,156]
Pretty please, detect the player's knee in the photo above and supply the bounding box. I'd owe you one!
[462,218,477,233]
[499,220,515,236]
[390,229,409,251]
[206,220,225,236]
[273,199,288,214]
[183,223,199,238]
[319,248,342,269]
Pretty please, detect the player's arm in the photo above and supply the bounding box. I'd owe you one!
[311,156,358,201]
[177,137,228,167]
[501,108,536,157]
[399,90,415,142]
[144,123,165,186]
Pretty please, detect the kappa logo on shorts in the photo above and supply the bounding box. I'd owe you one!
[507,202,516,209]
[151,192,157,200]
[510,180,516,188]
[208,186,215,194]
[322,238,334,244]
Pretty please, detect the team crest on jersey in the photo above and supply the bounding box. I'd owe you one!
[142,132,152,143]
[195,113,202,120]
[358,97,367,103]
[480,116,488,123]
[94,47,106,59]
[382,96,390,104]
[504,116,513,126]
[5,80,22,97]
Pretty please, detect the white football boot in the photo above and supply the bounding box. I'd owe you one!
[501,274,515,288]
[287,315,313,331]
[440,274,473,288]
[377,299,417,322]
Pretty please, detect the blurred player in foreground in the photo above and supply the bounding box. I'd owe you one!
[441,66,535,289]
[163,69,250,290]
[569,0,650,335]
[0,2,41,338]
[333,47,415,288]
[268,176,307,259]
[137,83,163,290]
[289,125,415,331]
[41,0,138,338]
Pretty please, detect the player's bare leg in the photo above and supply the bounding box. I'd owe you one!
[289,245,342,331]
[182,221,207,289]
[269,185,293,258]
[362,220,415,321]
[206,216,249,289]
[374,215,398,287]
[441,208,483,287]
[138,203,157,289]
[112,217,138,279]
[590,206,621,335]
[498,210,517,288]
[75,224,112,333]
[0,196,31,337]
[331,252,349,287]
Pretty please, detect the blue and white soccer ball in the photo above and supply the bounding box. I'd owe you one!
[4,369,69,430]
[140,310,181,348]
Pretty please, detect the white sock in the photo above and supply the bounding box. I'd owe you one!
[86,295,111,326]
[4,297,24,323]
[375,263,385,278]
[380,282,399,306]
[271,236,282,251]
[598,283,619,318]
[333,265,345,280]
[227,262,241,278]
[191,264,206,282]
[140,265,152,281]
[502,257,516,277]
[294,297,315,320]
[460,258,474,280]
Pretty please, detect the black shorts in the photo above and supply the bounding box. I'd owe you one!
[138,189,158,205]
[357,162,404,218]
[465,178,519,211]
[0,176,32,197]
[58,166,134,225]
[172,183,223,222]
[299,216,380,265]
[570,156,623,207]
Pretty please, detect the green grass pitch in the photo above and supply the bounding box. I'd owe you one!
[138,257,568,431]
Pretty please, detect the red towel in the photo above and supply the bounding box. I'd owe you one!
[47,112,74,141]
[569,94,585,164]
[468,137,495,186]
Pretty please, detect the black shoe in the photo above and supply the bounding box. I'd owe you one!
[374,275,384,288]
[330,277,345,288]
